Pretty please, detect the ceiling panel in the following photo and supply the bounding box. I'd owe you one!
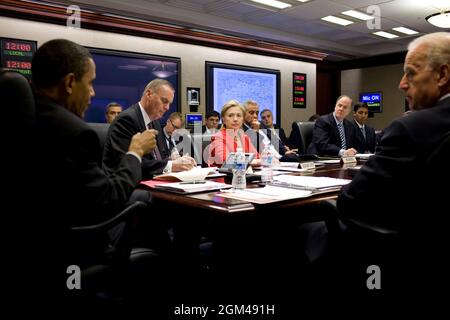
[42,0,450,61]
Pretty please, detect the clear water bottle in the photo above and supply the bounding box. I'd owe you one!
[260,139,273,183]
[232,147,246,190]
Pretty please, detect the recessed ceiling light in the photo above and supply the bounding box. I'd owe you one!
[250,0,292,9]
[321,15,354,26]
[341,10,375,20]
[297,0,310,2]
[373,31,399,39]
[392,27,419,35]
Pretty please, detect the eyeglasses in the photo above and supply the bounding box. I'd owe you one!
[169,119,183,130]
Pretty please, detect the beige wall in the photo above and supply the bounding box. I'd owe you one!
[341,64,405,131]
[0,16,317,135]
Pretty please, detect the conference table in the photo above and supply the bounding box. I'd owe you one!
[146,162,354,215]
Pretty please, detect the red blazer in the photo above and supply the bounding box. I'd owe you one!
[208,128,259,167]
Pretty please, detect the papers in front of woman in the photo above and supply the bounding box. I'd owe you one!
[153,166,217,182]
[273,174,351,190]
[218,185,312,204]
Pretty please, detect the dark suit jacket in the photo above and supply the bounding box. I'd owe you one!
[33,95,143,294]
[103,103,169,180]
[36,95,142,226]
[338,96,450,233]
[352,120,377,153]
[307,113,357,156]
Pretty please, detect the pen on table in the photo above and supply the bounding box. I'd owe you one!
[179,181,207,184]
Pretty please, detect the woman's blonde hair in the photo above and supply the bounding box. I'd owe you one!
[220,99,245,129]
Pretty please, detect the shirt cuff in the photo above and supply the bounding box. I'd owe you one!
[163,160,172,173]
[126,151,142,163]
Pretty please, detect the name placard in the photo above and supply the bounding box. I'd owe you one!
[300,161,315,170]
[341,156,357,165]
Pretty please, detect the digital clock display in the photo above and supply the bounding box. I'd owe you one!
[1,37,37,79]
[293,73,307,109]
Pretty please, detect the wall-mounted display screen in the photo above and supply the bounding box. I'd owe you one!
[206,62,280,125]
[86,48,180,123]
[0,37,37,80]
[359,92,382,113]
[185,113,203,129]
[293,73,307,108]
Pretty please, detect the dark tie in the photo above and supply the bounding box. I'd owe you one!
[361,126,367,141]
[147,121,162,160]
[338,122,346,150]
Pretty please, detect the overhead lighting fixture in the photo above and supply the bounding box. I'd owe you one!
[297,0,310,2]
[321,15,354,26]
[250,0,292,9]
[392,27,419,35]
[152,62,176,78]
[373,31,399,39]
[341,10,375,20]
[426,11,450,28]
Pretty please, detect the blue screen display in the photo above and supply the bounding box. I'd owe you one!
[359,92,382,113]
[85,48,180,123]
[206,62,280,125]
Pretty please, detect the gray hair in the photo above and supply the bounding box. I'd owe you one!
[142,78,174,97]
[336,95,352,104]
[408,32,450,71]
[243,100,258,110]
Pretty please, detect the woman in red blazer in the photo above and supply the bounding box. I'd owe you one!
[208,100,259,167]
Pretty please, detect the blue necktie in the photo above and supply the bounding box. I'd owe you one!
[338,122,346,149]
[361,126,367,141]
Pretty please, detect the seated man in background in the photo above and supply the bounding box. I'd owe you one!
[162,111,192,158]
[351,102,377,154]
[202,110,220,134]
[307,95,358,157]
[260,108,299,161]
[105,101,123,123]
[30,39,158,304]
[103,79,196,180]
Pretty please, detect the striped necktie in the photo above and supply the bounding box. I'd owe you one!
[338,122,346,150]
[147,121,162,160]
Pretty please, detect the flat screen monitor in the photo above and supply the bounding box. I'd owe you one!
[359,92,382,113]
[185,113,203,129]
[206,62,280,125]
[85,47,180,123]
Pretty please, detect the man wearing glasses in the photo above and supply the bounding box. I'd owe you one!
[163,112,190,158]
[103,78,196,180]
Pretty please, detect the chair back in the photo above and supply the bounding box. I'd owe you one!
[87,122,110,165]
[288,121,315,154]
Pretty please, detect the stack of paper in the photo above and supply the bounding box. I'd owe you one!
[153,167,217,182]
[154,180,231,194]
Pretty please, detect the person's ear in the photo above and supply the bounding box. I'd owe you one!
[63,73,76,94]
[437,64,450,88]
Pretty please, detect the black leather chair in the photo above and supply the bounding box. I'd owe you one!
[88,122,110,165]
[70,201,160,302]
[288,121,315,154]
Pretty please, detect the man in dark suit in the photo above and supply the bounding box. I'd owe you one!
[351,102,377,153]
[260,108,299,161]
[337,32,450,295]
[202,110,220,134]
[307,95,358,156]
[31,39,157,305]
[103,79,196,180]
